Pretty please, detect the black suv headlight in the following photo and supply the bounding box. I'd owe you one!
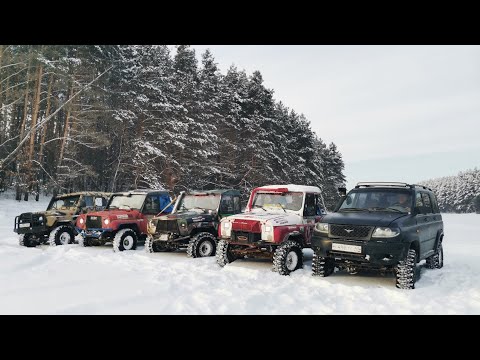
[372,227,400,238]
[315,222,329,233]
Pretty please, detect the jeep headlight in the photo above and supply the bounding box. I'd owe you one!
[148,220,156,234]
[262,224,273,242]
[372,227,400,238]
[104,218,110,225]
[221,221,232,237]
[79,218,84,224]
[315,223,329,233]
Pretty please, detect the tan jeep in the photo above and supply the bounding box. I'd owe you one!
[14,192,111,247]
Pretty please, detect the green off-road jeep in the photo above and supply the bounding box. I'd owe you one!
[14,192,111,247]
[146,189,242,258]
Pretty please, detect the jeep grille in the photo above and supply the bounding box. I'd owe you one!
[330,224,373,240]
[86,216,103,229]
[232,231,261,243]
[156,220,179,233]
[17,213,45,228]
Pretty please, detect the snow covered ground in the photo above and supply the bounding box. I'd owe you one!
[0,192,479,314]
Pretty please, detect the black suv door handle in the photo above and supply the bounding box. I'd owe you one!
[424,217,429,222]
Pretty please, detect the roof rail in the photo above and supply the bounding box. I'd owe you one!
[410,184,433,191]
[355,182,409,188]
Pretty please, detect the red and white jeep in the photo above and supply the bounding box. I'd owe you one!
[216,184,325,275]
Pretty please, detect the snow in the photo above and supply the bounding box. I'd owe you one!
[1,193,479,314]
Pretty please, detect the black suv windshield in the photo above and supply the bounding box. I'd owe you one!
[339,189,412,213]
[178,194,221,211]
[108,194,146,210]
[48,195,80,210]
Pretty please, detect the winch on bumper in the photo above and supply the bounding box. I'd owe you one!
[311,235,409,267]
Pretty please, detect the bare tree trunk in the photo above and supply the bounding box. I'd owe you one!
[28,64,43,163]
[19,60,31,145]
[38,73,54,167]
[57,83,75,171]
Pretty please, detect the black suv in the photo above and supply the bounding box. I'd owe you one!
[311,182,444,289]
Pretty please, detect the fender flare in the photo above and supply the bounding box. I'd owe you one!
[282,231,304,247]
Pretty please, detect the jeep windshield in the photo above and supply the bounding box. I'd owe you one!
[339,189,412,213]
[253,192,303,211]
[108,194,146,210]
[48,195,80,210]
[178,194,220,211]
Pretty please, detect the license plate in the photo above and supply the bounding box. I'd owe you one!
[19,223,30,228]
[332,243,362,254]
[90,216,97,220]
[158,233,169,241]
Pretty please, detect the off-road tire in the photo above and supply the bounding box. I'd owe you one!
[78,235,93,247]
[216,239,237,267]
[312,250,335,277]
[272,240,303,275]
[187,232,217,258]
[48,225,75,246]
[425,241,444,269]
[395,248,417,289]
[145,236,172,253]
[19,233,37,247]
[113,229,138,252]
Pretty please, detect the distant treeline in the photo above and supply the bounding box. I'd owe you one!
[0,45,345,208]
[420,168,480,213]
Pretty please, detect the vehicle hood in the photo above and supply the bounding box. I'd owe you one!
[323,211,408,227]
[21,209,73,218]
[223,211,302,226]
[86,209,140,220]
[153,210,216,224]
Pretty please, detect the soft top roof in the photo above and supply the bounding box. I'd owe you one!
[254,184,322,193]
[112,189,170,196]
[184,189,241,196]
[55,191,112,198]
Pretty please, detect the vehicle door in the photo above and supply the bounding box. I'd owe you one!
[422,192,439,255]
[303,193,317,244]
[141,195,162,233]
[415,192,432,257]
[428,193,443,248]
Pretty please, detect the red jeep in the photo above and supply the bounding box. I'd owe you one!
[75,189,173,252]
[216,184,325,275]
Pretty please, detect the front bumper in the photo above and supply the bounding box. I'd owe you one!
[311,235,408,266]
[80,228,114,239]
[14,215,47,234]
[151,232,189,243]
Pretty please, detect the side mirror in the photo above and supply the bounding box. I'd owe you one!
[338,187,347,197]
[94,197,103,207]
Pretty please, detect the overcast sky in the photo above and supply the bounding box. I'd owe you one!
[187,45,480,189]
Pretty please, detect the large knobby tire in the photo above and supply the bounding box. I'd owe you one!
[272,240,304,276]
[187,232,217,258]
[216,239,237,267]
[48,225,75,246]
[145,236,172,253]
[395,248,417,289]
[19,234,37,248]
[113,229,138,252]
[78,235,92,247]
[312,250,335,277]
[425,241,444,269]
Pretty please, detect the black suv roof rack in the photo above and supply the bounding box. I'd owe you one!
[355,182,433,191]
